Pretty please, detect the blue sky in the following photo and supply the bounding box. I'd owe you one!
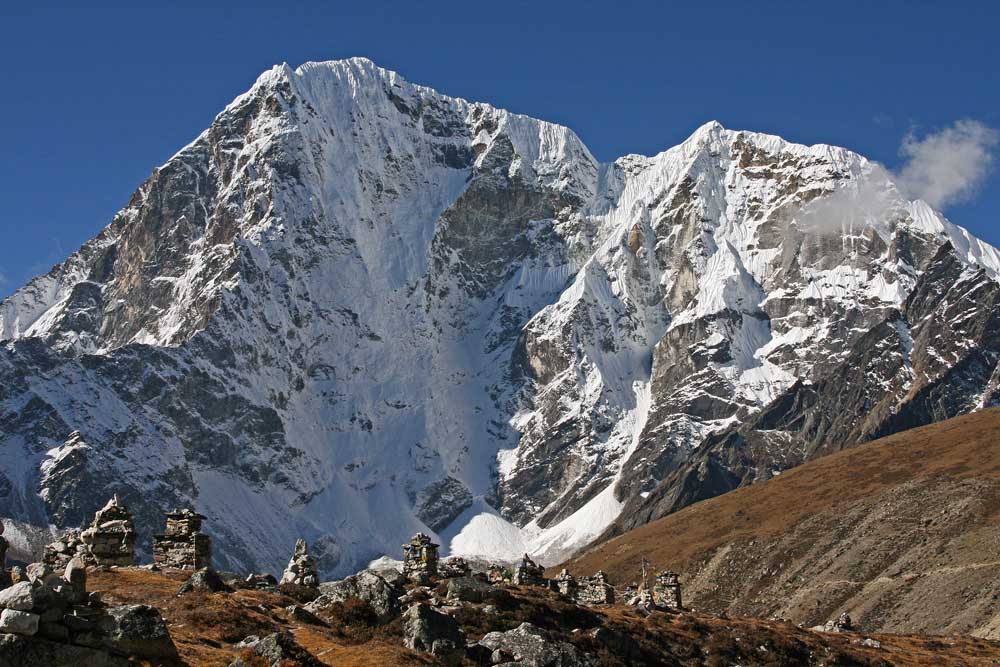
[1,1,997,297]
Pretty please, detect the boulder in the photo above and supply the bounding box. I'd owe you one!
[0,633,129,667]
[0,581,36,611]
[285,604,328,626]
[99,604,178,659]
[309,569,402,621]
[0,608,40,635]
[178,567,230,594]
[446,576,502,604]
[477,622,591,667]
[402,603,463,653]
[229,631,323,667]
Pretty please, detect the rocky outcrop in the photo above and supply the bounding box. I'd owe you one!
[307,569,403,622]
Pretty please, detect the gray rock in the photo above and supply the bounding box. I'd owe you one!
[285,604,327,626]
[0,608,40,635]
[0,581,36,611]
[402,603,463,653]
[100,604,178,659]
[309,569,402,621]
[447,576,501,603]
[477,622,591,666]
[0,633,129,667]
[229,631,323,667]
[178,567,230,594]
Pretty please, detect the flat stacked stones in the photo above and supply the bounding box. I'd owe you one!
[152,509,211,570]
[402,533,439,583]
[80,496,136,567]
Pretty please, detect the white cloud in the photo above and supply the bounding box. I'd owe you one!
[894,120,999,209]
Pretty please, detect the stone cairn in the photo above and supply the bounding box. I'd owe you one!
[43,530,86,569]
[486,564,510,585]
[554,569,577,598]
[577,570,615,605]
[439,556,471,579]
[652,570,682,609]
[0,556,176,662]
[511,554,545,586]
[402,533,439,583]
[152,509,211,570]
[279,539,319,588]
[80,496,136,567]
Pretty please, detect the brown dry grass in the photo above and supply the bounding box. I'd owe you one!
[88,567,1000,666]
[561,408,1000,583]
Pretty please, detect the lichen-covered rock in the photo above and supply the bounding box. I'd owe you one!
[99,604,178,659]
[477,622,591,666]
[309,569,402,621]
[402,603,463,653]
[229,632,323,667]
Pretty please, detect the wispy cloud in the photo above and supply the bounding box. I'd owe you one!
[894,120,999,209]
[797,119,998,236]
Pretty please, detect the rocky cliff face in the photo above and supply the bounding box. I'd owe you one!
[2,58,999,576]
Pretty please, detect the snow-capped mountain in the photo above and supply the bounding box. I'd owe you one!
[2,58,998,576]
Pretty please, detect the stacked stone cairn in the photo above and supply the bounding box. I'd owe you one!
[511,554,545,586]
[152,509,211,569]
[402,533,439,583]
[554,569,577,598]
[577,570,615,605]
[0,556,176,664]
[279,539,319,588]
[80,496,136,567]
[652,570,682,609]
[43,530,87,569]
[439,556,471,579]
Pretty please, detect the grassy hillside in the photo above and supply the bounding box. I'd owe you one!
[561,408,1000,637]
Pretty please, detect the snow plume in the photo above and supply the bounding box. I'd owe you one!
[895,120,999,209]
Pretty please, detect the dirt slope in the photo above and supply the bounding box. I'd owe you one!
[561,408,1000,637]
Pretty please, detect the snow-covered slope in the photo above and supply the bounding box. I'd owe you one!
[2,58,999,575]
